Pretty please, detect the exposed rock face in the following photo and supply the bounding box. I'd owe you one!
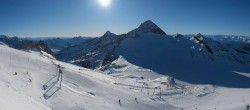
[20,40,54,56]
[193,33,213,54]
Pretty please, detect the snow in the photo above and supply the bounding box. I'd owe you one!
[185,87,250,110]
[0,45,177,110]
[1,41,250,110]
[57,20,250,88]
[113,33,250,88]
[2,19,250,110]
[234,71,250,78]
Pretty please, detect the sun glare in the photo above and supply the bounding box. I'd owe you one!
[98,0,111,7]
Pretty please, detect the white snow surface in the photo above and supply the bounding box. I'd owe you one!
[1,45,250,110]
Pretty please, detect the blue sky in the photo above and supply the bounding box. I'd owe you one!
[0,0,250,37]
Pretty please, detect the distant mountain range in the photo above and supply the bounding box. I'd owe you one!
[56,20,250,88]
[0,35,92,54]
[0,35,54,55]
[42,37,92,53]
[1,20,250,87]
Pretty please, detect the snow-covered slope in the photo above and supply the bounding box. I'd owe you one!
[56,20,250,88]
[56,20,168,67]
[117,33,250,87]
[1,39,250,110]
[0,45,180,110]
[56,30,119,68]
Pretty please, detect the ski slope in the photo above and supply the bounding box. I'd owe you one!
[0,44,250,110]
[0,44,176,110]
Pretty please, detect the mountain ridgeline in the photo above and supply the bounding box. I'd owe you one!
[42,36,91,51]
[0,35,54,55]
[56,20,167,68]
[1,20,250,88]
[56,20,250,88]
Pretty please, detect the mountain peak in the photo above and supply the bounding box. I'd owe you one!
[139,20,156,27]
[196,33,202,37]
[135,20,166,35]
[105,30,112,35]
[103,30,115,36]
[174,33,184,38]
[194,33,204,41]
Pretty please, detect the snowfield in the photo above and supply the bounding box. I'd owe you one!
[1,45,250,110]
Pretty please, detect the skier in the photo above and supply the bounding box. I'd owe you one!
[247,104,250,110]
[56,64,60,76]
[135,98,138,104]
[57,66,63,88]
[118,99,121,106]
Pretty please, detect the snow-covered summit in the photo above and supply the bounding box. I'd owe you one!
[99,30,117,44]
[194,33,203,41]
[103,30,116,37]
[173,33,184,38]
[139,20,161,30]
[127,20,166,36]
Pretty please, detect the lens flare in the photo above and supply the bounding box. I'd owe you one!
[98,0,111,7]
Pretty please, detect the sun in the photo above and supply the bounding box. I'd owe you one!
[98,0,111,7]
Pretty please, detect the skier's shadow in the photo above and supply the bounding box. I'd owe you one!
[42,76,61,99]
[43,84,60,99]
